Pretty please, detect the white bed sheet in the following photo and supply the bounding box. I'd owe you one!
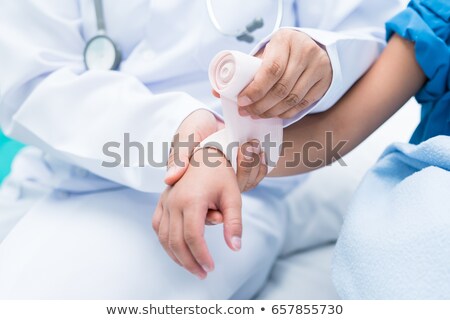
[257,99,421,299]
[0,99,421,299]
[257,243,339,299]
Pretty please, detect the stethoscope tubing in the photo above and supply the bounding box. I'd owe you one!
[85,0,285,70]
[206,0,283,38]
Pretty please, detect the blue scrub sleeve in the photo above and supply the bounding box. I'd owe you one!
[385,0,450,144]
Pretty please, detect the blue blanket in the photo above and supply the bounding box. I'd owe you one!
[333,135,450,299]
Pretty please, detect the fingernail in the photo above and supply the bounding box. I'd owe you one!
[245,145,261,161]
[251,144,261,155]
[196,272,206,280]
[238,96,252,107]
[244,147,253,161]
[202,264,214,273]
[231,236,241,251]
[239,108,250,116]
[250,115,260,120]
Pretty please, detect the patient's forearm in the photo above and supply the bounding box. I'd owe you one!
[270,34,426,177]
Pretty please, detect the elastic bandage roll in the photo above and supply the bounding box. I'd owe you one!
[200,50,283,173]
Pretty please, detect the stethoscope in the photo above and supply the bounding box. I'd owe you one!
[83,0,121,71]
[83,0,284,71]
[206,0,283,44]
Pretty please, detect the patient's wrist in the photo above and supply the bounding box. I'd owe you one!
[190,147,230,170]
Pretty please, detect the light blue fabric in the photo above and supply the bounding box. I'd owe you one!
[333,0,450,299]
[386,0,450,144]
[0,131,24,184]
[333,135,450,299]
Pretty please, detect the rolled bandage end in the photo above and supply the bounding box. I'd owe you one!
[207,50,283,174]
[209,50,262,100]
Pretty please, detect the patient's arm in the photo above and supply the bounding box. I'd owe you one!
[269,34,427,177]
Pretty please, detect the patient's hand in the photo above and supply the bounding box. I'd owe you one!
[153,147,242,279]
[164,109,224,186]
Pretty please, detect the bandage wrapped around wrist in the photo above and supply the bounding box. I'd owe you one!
[201,50,283,173]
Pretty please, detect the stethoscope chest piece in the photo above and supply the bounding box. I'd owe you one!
[84,34,121,70]
[84,0,121,71]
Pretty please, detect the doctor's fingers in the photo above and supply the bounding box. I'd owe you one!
[241,153,267,192]
[237,31,290,110]
[236,141,264,192]
[278,78,328,119]
[158,207,183,267]
[251,152,268,191]
[168,208,208,279]
[243,31,332,119]
[240,48,307,116]
[260,66,322,119]
[273,43,332,118]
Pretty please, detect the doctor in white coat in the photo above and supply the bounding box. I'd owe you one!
[0,0,401,299]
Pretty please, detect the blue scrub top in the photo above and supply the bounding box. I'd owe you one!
[386,0,450,144]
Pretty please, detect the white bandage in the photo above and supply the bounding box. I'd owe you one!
[201,50,283,173]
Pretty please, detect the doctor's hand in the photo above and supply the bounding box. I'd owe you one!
[153,147,242,279]
[235,140,268,192]
[214,29,332,119]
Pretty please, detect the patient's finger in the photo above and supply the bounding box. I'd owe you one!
[221,188,243,251]
[164,150,190,186]
[165,126,202,186]
[184,205,214,274]
[205,210,223,225]
[169,209,207,279]
[158,208,182,267]
[152,197,164,234]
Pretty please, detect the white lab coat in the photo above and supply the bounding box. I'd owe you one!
[0,0,402,298]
